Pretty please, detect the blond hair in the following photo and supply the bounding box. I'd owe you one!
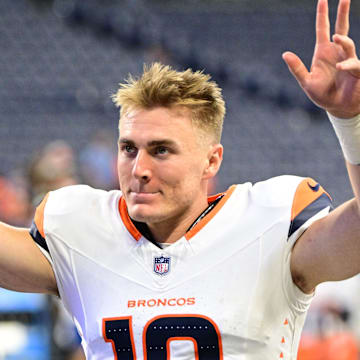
[112,63,226,143]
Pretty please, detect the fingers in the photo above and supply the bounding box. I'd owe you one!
[316,0,351,43]
[333,34,356,58]
[335,0,351,36]
[316,0,330,44]
[333,34,360,77]
[282,52,309,88]
[336,58,360,77]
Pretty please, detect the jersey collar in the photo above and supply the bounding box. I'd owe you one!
[118,185,236,242]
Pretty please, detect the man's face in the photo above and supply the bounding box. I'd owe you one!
[117,106,219,228]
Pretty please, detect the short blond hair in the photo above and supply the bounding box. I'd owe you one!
[112,63,226,143]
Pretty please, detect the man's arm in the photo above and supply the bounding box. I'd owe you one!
[0,222,58,295]
[283,0,360,292]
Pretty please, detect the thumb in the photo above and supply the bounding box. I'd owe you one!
[282,51,309,89]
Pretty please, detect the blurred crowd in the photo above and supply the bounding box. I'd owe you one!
[0,129,117,359]
[0,129,118,228]
[298,277,360,360]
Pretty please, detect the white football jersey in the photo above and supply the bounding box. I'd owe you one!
[30,175,332,360]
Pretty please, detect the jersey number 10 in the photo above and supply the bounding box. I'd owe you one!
[103,314,223,359]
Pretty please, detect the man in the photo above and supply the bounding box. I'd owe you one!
[1,0,360,358]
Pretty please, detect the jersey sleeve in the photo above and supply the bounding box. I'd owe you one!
[28,186,91,313]
[28,185,122,312]
[251,175,333,313]
[287,177,333,245]
[283,177,332,312]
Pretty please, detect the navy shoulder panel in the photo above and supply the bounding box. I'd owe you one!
[29,221,50,255]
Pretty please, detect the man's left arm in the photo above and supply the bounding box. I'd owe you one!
[283,0,360,293]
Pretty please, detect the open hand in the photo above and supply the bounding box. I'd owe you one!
[283,0,360,119]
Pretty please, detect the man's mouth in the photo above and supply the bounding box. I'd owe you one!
[129,190,160,202]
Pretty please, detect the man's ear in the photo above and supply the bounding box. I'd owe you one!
[203,144,223,180]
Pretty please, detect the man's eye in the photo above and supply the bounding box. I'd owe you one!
[121,145,136,154]
[156,146,168,155]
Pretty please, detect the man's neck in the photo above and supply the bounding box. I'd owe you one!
[133,194,224,245]
[147,203,209,244]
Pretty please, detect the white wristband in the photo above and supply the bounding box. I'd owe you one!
[327,112,360,165]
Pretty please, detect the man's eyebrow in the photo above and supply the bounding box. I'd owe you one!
[147,139,177,147]
[118,138,178,147]
[118,138,134,145]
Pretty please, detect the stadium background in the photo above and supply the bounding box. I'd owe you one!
[1,0,360,358]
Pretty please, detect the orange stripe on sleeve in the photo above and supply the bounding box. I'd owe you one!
[291,178,331,221]
[118,196,142,241]
[34,193,50,238]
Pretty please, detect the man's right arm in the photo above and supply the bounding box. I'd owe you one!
[0,222,58,295]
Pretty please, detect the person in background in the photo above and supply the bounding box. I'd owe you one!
[79,130,118,191]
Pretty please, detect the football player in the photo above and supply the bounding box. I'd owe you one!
[1,0,360,358]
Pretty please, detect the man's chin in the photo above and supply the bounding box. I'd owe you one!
[128,205,159,223]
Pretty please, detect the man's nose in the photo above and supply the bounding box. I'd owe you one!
[132,150,152,182]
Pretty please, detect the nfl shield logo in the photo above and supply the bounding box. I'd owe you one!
[154,255,171,276]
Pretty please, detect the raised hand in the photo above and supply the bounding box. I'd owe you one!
[283,0,360,119]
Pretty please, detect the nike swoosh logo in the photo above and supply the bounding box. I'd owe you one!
[307,182,320,192]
